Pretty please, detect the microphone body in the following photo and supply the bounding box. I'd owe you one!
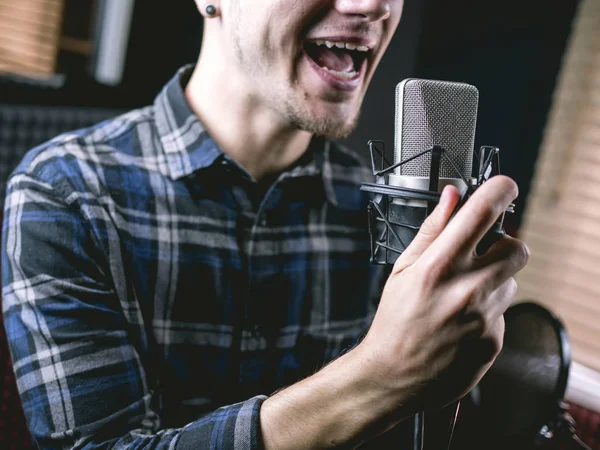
[388,79,478,264]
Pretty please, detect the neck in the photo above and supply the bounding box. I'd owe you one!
[185,32,313,181]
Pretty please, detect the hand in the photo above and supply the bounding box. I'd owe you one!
[358,175,529,416]
[260,176,528,450]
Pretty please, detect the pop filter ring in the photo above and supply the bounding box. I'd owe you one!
[506,302,572,412]
[471,301,582,449]
[467,301,596,450]
[507,302,574,449]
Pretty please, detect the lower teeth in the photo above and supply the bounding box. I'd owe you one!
[323,66,358,79]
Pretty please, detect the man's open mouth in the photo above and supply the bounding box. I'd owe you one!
[303,39,371,80]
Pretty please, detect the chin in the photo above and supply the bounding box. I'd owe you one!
[318,110,360,138]
[291,105,360,139]
[295,115,358,139]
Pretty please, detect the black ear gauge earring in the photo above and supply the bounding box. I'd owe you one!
[205,4,217,16]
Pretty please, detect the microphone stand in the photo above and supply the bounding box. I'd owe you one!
[419,401,461,450]
[415,411,424,450]
[536,401,593,450]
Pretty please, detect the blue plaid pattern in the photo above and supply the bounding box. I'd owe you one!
[2,67,383,449]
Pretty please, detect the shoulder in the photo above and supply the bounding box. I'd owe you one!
[7,106,159,198]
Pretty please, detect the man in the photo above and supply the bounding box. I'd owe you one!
[2,0,528,449]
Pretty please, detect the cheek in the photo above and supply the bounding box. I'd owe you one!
[384,2,405,42]
[392,0,405,19]
[251,23,294,70]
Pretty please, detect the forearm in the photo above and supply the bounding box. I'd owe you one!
[260,345,413,450]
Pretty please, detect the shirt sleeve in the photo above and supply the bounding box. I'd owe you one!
[1,172,267,450]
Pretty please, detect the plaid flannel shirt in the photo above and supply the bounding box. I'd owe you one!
[2,67,383,450]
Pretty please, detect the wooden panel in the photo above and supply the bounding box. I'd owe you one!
[517,0,600,373]
[0,0,65,76]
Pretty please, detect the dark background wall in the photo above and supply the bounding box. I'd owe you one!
[0,0,581,228]
[410,0,580,230]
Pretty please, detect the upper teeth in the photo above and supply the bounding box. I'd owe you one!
[314,40,369,52]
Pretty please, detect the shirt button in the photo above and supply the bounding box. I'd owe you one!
[221,160,233,174]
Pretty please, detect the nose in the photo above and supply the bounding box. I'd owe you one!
[333,0,391,22]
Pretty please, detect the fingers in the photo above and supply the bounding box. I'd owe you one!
[472,235,530,272]
[392,185,461,274]
[439,275,516,335]
[478,278,518,325]
[458,316,506,382]
[469,239,528,307]
[422,176,518,265]
[432,235,526,328]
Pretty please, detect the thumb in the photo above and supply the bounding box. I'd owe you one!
[392,185,461,274]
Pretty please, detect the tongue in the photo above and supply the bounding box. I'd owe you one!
[312,46,355,72]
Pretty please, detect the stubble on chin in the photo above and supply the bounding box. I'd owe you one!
[284,96,360,139]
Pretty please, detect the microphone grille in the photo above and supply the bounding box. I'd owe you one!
[394,79,479,178]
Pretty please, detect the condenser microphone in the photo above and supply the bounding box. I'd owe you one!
[388,79,479,256]
[361,79,511,449]
[391,79,478,199]
[361,78,509,266]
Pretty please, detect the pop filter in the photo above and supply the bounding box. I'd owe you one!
[473,301,593,449]
[477,302,570,442]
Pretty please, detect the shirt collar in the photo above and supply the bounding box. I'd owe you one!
[154,66,222,179]
[153,65,350,207]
